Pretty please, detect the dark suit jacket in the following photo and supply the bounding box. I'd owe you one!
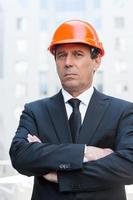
[9,89,133,200]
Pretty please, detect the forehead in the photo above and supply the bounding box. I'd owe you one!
[56,43,90,52]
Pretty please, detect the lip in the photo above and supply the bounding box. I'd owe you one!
[64,73,78,77]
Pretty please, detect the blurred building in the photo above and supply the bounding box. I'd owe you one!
[0,0,133,160]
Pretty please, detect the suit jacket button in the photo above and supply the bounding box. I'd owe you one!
[59,164,65,169]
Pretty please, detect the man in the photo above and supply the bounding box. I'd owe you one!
[10,20,133,200]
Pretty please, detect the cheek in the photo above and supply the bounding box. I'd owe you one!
[56,65,64,79]
[56,63,61,73]
[80,66,94,82]
[80,64,91,76]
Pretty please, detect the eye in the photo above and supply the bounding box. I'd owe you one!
[74,51,84,57]
[56,53,66,59]
[77,53,83,56]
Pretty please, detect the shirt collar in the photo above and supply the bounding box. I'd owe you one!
[62,85,94,106]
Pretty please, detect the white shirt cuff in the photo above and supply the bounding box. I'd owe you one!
[83,145,88,163]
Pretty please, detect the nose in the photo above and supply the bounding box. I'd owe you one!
[65,54,73,67]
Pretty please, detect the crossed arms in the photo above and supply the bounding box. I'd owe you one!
[9,102,133,192]
[27,133,113,183]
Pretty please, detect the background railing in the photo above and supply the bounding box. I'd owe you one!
[0,160,33,200]
[0,160,133,200]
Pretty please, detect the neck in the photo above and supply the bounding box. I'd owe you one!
[64,85,92,97]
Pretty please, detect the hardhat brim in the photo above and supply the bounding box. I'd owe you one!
[48,39,104,56]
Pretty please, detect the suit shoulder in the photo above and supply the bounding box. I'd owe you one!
[23,92,60,111]
[24,96,55,113]
[25,97,50,107]
[103,90,133,107]
[95,89,133,108]
[106,94,132,106]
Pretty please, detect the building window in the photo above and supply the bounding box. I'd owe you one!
[114,60,127,73]
[114,37,126,51]
[56,0,85,11]
[15,84,27,98]
[113,0,126,8]
[114,17,125,29]
[93,17,102,30]
[123,85,128,92]
[0,113,4,132]
[39,71,48,96]
[94,70,104,92]
[15,61,29,74]
[14,106,23,120]
[16,39,28,53]
[93,0,101,8]
[0,5,4,78]
[16,17,28,32]
[40,0,48,9]
[18,0,29,8]
[0,125,4,159]
[116,83,128,94]
[40,18,48,31]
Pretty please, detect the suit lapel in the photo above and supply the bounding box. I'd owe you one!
[46,91,72,143]
[78,89,111,144]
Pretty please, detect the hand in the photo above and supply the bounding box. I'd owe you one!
[43,172,58,183]
[27,134,58,183]
[85,146,113,161]
[27,134,42,143]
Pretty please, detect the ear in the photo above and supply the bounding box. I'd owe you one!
[93,54,101,71]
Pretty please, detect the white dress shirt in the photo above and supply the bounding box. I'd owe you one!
[62,86,94,162]
[62,85,94,123]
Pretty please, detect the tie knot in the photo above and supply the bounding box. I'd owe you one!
[68,98,81,109]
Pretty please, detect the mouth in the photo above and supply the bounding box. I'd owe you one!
[64,73,78,78]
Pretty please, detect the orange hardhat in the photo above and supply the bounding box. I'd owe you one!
[48,19,104,56]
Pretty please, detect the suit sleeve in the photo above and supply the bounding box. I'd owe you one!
[9,103,85,176]
[58,103,133,192]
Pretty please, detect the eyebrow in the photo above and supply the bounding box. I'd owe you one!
[74,50,84,53]
[56,50,66,55]
[56,49,85,55]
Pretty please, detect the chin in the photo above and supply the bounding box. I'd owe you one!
[63,83,79,92]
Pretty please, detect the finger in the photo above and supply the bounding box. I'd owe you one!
[27,137,34,143]
[27,134,35,142]
[43,174,49,180]
[33,135,41,143]
[43,172,57,183]
[27,134,42,143]
[27,134,34,139]
[105,148,114,153]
